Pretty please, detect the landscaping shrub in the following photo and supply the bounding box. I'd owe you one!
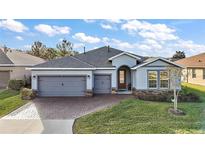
[135,90,200,102]
[8,79,25,90]
[21,88,36,100]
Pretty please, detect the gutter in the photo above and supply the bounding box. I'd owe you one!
[26,67,116,71]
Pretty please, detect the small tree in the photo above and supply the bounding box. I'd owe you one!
[167,66,183,111]
[172,51,186,61]
[56,39,79,57]
[56,39,73,57]
[30,41,47,58]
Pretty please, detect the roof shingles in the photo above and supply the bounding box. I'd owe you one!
[0,49,13,65]
[33,46,144,68]
[176,53,205,68]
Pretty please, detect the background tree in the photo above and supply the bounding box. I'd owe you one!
[56,39,78,57]
[30,41,47,58]
[43,48,58,60]
[172,51,186,61]
[2,45,11,53]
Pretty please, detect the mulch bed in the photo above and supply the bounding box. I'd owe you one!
[168,108,186,116]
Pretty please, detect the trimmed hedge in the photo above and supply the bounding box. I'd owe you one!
[8,79,25,90]
[134,90,200,102]
[21,88,36,100]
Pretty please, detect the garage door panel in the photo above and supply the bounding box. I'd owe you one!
[38,76,86,96]
[94,75,111,94]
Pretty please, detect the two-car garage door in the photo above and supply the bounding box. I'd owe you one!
[38,76,86,97]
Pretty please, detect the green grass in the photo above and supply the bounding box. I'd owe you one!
[73,83,205,134]
[0,89,27,118]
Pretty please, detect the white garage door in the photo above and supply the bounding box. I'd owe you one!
[38,76,86,97]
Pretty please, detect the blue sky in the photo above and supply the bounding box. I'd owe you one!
[1,19,205,57]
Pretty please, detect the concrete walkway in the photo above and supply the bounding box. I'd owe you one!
[0,119,74,134]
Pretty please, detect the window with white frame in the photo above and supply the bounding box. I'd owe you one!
[160,71,169,88]
[192,69,196,78]
[148,71,158,88]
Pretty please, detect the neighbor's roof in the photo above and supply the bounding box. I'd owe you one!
[175,52,205,68]
[0,49,13,65]
[6,51,45,66]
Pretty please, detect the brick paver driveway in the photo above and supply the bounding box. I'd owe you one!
[3,94,133,120]
[0,95,133,134]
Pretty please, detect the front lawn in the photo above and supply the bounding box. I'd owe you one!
[73,83,205,134]
[0,89,27,118]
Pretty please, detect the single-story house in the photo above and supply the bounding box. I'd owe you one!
[0,49,45,88]
[28,46,183,97]
[176,52,205,86]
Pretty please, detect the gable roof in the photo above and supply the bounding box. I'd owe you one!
[132,57,184,69]
[33,55,95,69]
[0,49,13,65]
[108,52,142,60]
[175,52,205,68]
[6,51,45,66]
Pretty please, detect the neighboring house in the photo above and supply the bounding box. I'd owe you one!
[176,53,205,86]
[0,49,45,88]
[28,46,183,97]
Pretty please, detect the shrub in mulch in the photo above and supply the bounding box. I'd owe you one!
[134,90,200,102]
[8,79,25,90]
[21,88,36,100]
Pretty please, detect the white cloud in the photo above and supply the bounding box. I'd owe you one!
[0,19,28,32]
[105,19,122,24]
[121,20,178,41]
[34,24,71,36]
[15,36,23,40]
[111,39,136,49]
[73,33,101,43]
[23,45,31,50]
[73,43,85,49]
[172,39,205,56]
[101,24,113,30]
[83,19,96,23]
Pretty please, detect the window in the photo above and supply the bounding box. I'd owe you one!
[192,69,196,78]
[148,71,157,88]
[203,69,205,79]
[160,71,169,88]
[119,70,125,84]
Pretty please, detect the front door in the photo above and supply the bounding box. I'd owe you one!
[118,69,126,89]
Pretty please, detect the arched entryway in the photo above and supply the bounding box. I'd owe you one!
[117,65,131,91]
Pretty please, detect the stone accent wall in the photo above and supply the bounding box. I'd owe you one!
[85,89,93,97]
[133,89,172,96]
[133,89,173,102]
